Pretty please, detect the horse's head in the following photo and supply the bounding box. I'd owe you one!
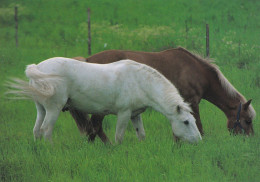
[170,104,202,144]
[228,99,256,135]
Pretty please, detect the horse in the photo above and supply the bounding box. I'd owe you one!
[68,47,256,143]
[6,57,202,144]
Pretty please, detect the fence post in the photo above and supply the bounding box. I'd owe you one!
[206,24,209,57]
[87,8,91,56]
[15,6,18,47]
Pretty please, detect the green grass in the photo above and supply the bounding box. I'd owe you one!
[0,0,259,181]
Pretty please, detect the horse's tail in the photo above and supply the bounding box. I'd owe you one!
[5,64,61,101]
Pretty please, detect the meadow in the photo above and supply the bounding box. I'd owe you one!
[0,0,260,181]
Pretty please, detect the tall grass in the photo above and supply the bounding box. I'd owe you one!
[0,0,259,181]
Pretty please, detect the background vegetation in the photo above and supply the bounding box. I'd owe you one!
[0,0,259,181]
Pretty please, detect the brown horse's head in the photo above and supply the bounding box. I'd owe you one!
[228,99,256,135]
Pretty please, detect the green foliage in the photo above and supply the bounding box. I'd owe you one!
[0,0,259,181]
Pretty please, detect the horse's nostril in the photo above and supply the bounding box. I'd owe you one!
[184,120,189,125]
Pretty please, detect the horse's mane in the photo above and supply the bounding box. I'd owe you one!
[176,47,256,118]
[177,47,241,99]
[125,59,192,112]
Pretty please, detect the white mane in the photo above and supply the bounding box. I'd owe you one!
[126,60,191,112]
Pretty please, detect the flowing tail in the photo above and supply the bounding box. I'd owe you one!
[5,64,61,101]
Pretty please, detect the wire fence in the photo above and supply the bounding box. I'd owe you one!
[13,7,259,63]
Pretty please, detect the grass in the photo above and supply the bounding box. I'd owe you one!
[0,0,259,181]
[1,102,259,181]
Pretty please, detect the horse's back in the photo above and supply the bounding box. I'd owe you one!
[36,57,135,81]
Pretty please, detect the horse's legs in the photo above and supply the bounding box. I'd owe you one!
[33,102,46,140]
[69,108,111,144]
[40,107,61,142]
[69,109,96,136]
[191,103,204,135]
[131,114,145,141]
[89,114,111,144]
[115,110,131,143]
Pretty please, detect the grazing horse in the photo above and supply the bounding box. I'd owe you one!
[6,58,202,143]
[69,47,256,143]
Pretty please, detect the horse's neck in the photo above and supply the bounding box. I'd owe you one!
[147,86,180,118]
[204,80,243,119]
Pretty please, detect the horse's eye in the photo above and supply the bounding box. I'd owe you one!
[184,120,189,125]
[245,119,252,124]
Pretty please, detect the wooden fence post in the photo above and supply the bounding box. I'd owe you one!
[15,6,18,47]
[206,24,209,57]
[87,8,91,56]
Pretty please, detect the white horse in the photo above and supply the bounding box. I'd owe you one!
[6,57,202,143]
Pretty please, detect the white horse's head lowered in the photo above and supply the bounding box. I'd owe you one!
[170,104,202,144]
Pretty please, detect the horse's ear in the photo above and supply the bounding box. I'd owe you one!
[243,99,252,111]
[176,105,181,114]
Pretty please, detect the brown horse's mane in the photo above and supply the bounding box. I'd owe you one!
[175,47,243,100]
[183,47,256,118]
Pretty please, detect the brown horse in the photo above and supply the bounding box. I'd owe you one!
[68,47,255,143]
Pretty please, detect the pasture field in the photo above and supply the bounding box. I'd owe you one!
[0,0,260,181]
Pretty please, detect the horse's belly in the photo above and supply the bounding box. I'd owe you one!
[69,93,147,115]
[70,95,117,114]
